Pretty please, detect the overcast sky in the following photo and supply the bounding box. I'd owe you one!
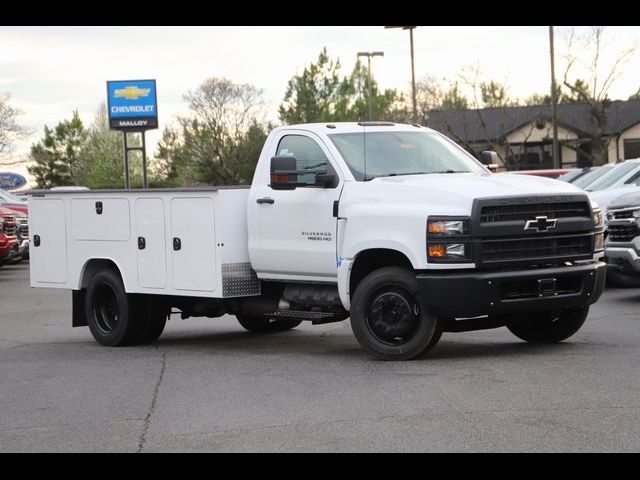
[1,26,640,178]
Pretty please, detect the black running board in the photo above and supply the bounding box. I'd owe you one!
[267,310,347,325]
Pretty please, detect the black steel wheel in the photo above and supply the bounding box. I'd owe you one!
[85,269,143,346]
[350,267,439,360]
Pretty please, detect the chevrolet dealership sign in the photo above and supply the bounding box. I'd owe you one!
[107,79,158,130]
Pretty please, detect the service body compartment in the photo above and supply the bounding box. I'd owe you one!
[29,198,68,284]
[28,187,254,299]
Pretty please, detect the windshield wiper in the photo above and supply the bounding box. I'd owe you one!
[364,170,470,180]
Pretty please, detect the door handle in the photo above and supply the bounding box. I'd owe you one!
[256,197,275,205]
[138,237,146,250]
[33,235,41,247]
[173,237,181,251]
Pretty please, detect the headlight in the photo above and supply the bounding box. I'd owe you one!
[427,218,469,236]
[593,210,604,229]
[427,217,472,262]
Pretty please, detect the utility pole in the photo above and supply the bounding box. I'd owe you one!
[549,26,560,169]
[386,26,418,124]
[357,51,384,120]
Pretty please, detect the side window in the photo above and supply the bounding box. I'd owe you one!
[625,170,640,186]
[276,135,335,186]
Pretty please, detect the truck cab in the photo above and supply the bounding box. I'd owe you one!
[28,122,606,360]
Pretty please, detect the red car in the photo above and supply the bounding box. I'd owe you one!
[0,206,19,266]
[0,189,28,215]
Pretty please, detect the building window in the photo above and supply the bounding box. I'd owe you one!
[624,139,640,160]
[506,142,557,170]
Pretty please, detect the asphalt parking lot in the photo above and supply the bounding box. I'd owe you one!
[1,261,639,452]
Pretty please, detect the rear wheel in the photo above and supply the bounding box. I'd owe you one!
[506,307,589,344]
[133,296,168,344]
[350,267,439,361]
[85,269,143,346]
[236,315,302,333]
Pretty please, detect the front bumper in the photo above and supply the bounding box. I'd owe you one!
[0,242,20,265]
[417,261,606,318]
[605,247,640,273]
[18,238,29,258]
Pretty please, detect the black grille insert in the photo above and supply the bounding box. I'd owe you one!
[608,224,638,242]
[481,202,591,223]
[611,210,634,220]
[481,234,592,263]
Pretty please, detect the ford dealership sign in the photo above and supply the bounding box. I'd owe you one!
[0,172,27,190]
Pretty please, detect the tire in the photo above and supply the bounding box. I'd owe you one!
[350,267,439,361]
[506,307,589,344]
[236,315,302,333]
[85,269,145,346]
[605,268,640,288]
[133,296,168,344]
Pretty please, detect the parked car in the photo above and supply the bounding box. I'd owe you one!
[0,207,19,266]
[13,211,29,260]
[500,168,574,179]
[585,159,640,192]
[603,190,640,287]
[571,164,615,190]
[558,167,593,184]
[0,188,28,216]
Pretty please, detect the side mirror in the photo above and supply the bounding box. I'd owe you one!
[270,156,337,189]
[270,156,298,190]
[480,151,499,166]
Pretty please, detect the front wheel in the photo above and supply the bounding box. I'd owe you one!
[236,315,302,333]
[350,267,439,361]
[506,307,589,344]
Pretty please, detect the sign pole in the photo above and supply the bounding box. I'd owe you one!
[123,132,130,189]
[142,131,148,189]
[107,79,158,190]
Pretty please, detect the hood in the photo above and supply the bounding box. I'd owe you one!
[603,187,640,210]
[0,202,28,216]
[0,206,16,217]
[342,173,587,216]
[588,185,640,211]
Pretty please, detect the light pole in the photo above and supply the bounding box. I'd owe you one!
[549,26,560,169]
[357,51,384,121]
[386,26,418,124]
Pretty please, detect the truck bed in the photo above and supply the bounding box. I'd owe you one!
[28,187,258,299]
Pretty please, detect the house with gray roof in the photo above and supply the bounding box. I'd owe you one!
[425,100,640,170]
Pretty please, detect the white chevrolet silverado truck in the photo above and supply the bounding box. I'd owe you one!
[28,122,606,360]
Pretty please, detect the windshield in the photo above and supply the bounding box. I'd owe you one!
[586,162,638,191]
[328,130,487,181]
[572,165,613,189]
[558,169,582,182]
[0,189,25,203]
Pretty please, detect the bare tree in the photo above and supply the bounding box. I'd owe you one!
[0,92,29,165]
[156,77,269,186]
[562,26,639,165]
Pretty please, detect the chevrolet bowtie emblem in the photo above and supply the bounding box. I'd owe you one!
[524,216,557,232]
[114,86,151,100]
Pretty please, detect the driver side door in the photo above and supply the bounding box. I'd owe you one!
[251,132,342,281]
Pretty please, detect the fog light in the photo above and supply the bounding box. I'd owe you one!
[445,243,466,258]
